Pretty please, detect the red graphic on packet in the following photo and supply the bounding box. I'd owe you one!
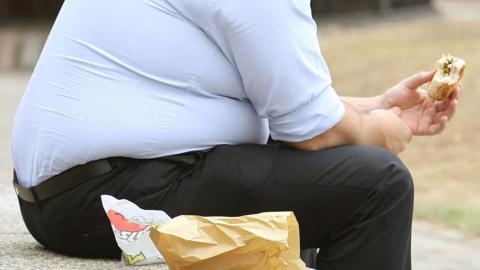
[107,209,149,232]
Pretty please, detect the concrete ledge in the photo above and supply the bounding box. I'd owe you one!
[2,182,480,269]
[0,184,169,270]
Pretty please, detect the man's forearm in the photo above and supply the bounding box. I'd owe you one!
[288,102,386,151]
[341,96,385,114]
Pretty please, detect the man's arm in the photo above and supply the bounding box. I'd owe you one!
[341,96,385,114]
[288,101,412,154]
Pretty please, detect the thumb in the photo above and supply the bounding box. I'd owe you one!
[389,106,402,116]
[401,69,436,90]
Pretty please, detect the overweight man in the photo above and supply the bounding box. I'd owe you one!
[12,0,459,269]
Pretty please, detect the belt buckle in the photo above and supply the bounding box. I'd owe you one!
[13,181,20,196]
[13,180,38,203]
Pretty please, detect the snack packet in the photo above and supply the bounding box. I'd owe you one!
[101,195,171,266]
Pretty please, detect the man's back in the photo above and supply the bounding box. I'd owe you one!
[12,0,270,187]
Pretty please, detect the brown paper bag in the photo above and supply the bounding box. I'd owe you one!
[149,212,305,270]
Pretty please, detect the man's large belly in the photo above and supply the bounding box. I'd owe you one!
[12,85,269,188]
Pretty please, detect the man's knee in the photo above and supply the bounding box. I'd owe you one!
[359,146,414,213]
[349,145,414,203]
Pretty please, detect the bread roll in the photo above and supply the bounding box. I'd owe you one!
[428,54,466,101]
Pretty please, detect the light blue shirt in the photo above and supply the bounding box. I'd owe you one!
[12,0,345,187]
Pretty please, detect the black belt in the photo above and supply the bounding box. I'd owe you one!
[13,159,114,203]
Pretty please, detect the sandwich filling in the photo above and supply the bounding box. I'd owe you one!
[428,54,466,101]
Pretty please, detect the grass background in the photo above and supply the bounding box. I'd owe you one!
[318,17,480,235]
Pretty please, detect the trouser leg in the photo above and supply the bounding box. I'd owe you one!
[300,249,318,269]
[312,148,414,270]
[18,144,413,270]
[155,144,414,270]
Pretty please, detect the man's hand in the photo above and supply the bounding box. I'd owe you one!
[367,107,412,154]
[397,88,459,135]
[381,70,461,136]
[381,70,435,110]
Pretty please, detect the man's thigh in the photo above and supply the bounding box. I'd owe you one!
[158,143,409,248]
[20,143,411,259]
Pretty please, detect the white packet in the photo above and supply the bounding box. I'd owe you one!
[100,195,171,266]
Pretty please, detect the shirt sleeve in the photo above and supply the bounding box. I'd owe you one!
[184,0,345,142]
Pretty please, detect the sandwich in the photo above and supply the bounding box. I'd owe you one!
[428,54,466,101]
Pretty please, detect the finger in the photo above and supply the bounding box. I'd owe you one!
[427,115,448,135]
[406,128,413,143]
[445,99,458,120]
[389,106,402,116]
[417,88,428,97]
[435,99,458,120]
[401,69,436,90]
[451,86,461,100]
[439,115,448,134]
[435,87,460,113]
[433,111,448,124]
[435,99,450,112]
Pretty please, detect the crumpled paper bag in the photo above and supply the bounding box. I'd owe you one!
[101,195,171,266]
[149,212,306,270]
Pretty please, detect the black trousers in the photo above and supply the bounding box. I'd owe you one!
[18,144,414,270]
